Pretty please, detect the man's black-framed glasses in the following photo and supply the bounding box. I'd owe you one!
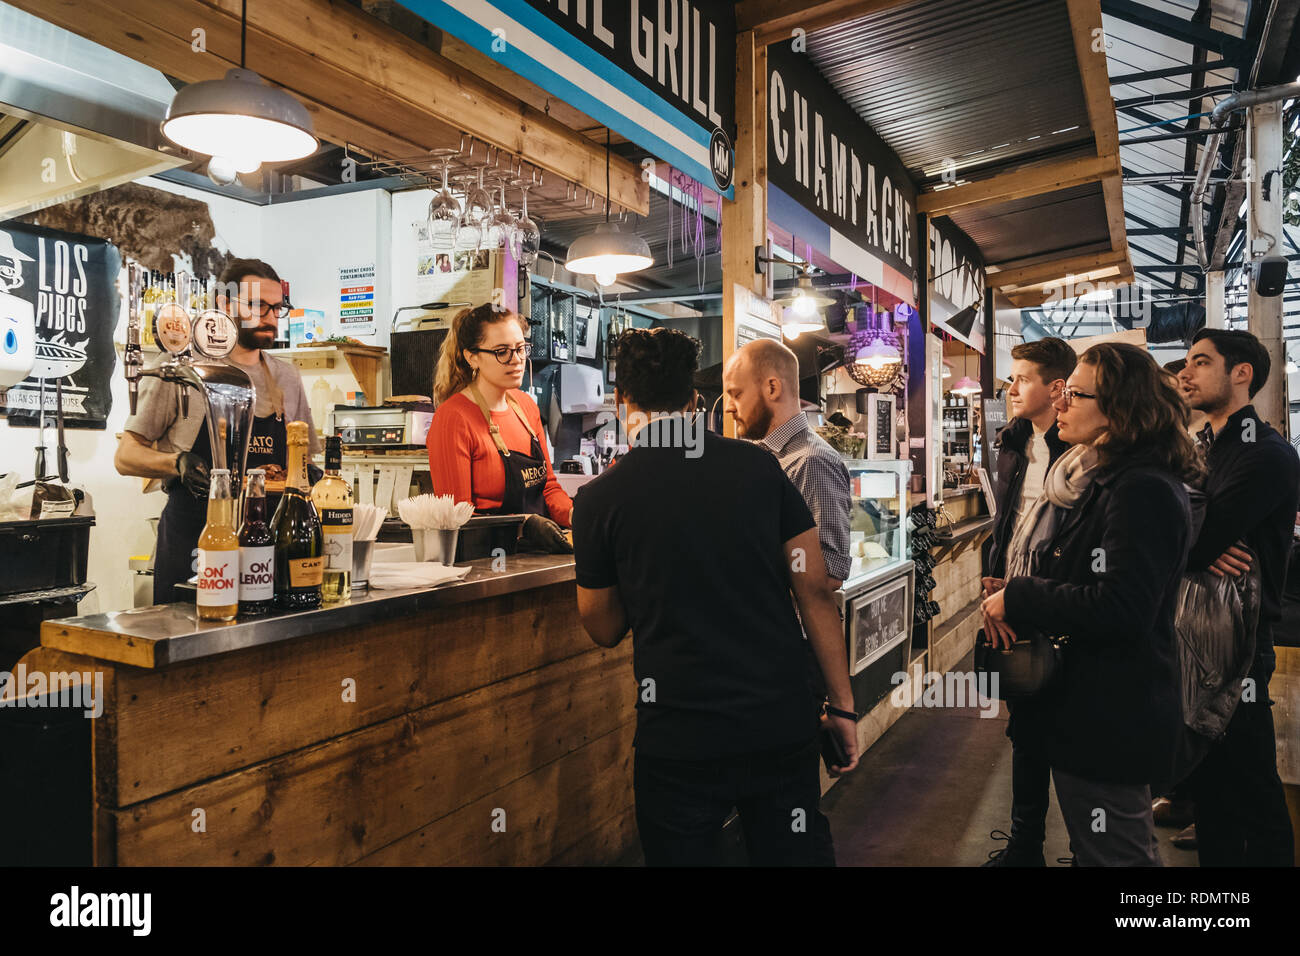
[472,343,532,364]
[232,296,293,320]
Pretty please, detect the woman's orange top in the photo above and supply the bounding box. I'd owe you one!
[426,389,574,527]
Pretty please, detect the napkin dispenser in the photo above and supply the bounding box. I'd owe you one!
[556,363,604,413]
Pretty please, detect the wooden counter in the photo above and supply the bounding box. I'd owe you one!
[23,554,637,866]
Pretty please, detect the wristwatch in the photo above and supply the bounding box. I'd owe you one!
[825,703,858,722]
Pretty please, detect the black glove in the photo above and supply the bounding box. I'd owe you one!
[175,451,210,499]
[520,513,573,554]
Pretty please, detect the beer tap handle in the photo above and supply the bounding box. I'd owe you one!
[179,385,189,419]
[125,262,147,416]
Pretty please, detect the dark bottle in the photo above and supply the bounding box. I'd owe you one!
[238,468,275,615]
[271,421,324,610]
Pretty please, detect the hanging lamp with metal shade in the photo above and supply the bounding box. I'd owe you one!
[777,271,833,338]
[566,129,653,286]
[161,3,317,174]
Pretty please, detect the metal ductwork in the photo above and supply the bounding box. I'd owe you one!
[0,2,188,220]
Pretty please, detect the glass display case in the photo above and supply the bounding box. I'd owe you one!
[842,458,912,586]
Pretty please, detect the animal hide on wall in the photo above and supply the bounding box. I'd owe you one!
[14,181,238,277]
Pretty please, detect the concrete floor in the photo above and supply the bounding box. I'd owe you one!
[821,658,1200,867]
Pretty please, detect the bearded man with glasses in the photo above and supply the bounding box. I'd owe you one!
[115,258,322,603]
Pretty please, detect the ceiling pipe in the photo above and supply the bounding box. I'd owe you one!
[1190,79,1300,269]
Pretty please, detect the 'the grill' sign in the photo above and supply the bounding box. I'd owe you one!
[393,0,737,196]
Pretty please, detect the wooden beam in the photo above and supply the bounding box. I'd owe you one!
[917,154,1115,215]
[721,31,768,437]
[208,0,648,214]
[1005,267,1129,308]
[1067,0,1121,158]
[736,0,911,48]
[988,250,1127,289]
[1067,0,1132,278]
[14,0,648,215]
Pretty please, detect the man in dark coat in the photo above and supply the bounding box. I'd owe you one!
[980,338,1074,866]
[1178,328,1298,866]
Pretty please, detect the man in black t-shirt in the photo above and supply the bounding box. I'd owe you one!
[572,328,858,867]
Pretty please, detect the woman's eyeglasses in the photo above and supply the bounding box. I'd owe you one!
[472,343,532,364]
[1060,386,1096,406]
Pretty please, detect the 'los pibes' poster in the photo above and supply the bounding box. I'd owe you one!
[0,222,121,429]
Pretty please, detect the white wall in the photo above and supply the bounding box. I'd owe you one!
[263,189,391,347]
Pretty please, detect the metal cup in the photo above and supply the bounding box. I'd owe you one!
[351,539,375,590]
[412,528,459,565]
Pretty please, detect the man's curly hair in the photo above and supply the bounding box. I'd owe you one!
[612,327,701,411]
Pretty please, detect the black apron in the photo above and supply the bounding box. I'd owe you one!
[153,410,287,604]
[467,382,549,518]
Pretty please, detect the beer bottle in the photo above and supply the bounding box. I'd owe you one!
[197,468,239,622]
[311,435,353,602]
[271,421,324,609]
[238,468,275,615]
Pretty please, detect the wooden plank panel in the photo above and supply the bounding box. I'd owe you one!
[355,721,635,866]
[200,0,648,214]
[549,804,639,866]
[110,644,634,865]
[988,249,1128,290]
[916,155,1113,215]
[105,583,599,807]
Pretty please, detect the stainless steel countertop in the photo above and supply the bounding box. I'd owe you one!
[41,553,576,668]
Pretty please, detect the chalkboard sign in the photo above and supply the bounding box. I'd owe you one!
[848,572,911,675]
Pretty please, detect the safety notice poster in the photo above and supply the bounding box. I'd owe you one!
[338,263,376,337]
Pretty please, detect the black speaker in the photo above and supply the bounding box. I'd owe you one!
[1252,256,1289,297]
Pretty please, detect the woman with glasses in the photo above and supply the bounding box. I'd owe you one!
[115,258,321,603]
[980,343,1202,865]
[427,304,573,529]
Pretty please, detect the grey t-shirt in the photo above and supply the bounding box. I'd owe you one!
[124,352,320,491]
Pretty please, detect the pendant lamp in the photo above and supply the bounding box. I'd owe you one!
[162,2,318,174]
[777,270,833,338]
[566,129,653,285]
[952,348,981,395]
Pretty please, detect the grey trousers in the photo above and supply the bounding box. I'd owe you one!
[1052,768,1163,867]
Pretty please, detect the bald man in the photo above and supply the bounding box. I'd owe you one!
[724,339,851,589]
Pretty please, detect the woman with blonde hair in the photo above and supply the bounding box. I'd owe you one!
[426,304,572,527]
[981,342,1201,866]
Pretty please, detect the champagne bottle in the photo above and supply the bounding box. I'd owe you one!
[238,468,275,616]
[311,436,353,602]
[197,469,239,622]
[271,421,324,610]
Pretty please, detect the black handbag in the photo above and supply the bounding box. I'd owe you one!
[974,628,1067,700]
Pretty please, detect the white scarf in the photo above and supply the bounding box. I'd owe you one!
[1004,443,1102,579]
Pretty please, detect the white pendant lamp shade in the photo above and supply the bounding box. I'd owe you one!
[777,274,835,311]
[854,336,901,369]
[565,222,653,279]
[952,375,981,395]
[162,69,318,165]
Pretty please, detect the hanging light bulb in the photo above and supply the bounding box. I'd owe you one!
[162,2,317,168]
[952,375,981,395]
[162,69,316,165]
[566,128,653,284]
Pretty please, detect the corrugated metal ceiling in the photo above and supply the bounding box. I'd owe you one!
[805,0,1094,184]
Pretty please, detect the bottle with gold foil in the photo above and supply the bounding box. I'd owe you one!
[196,468,239,622]
[271,421,323,609]
[311,435,353,602]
